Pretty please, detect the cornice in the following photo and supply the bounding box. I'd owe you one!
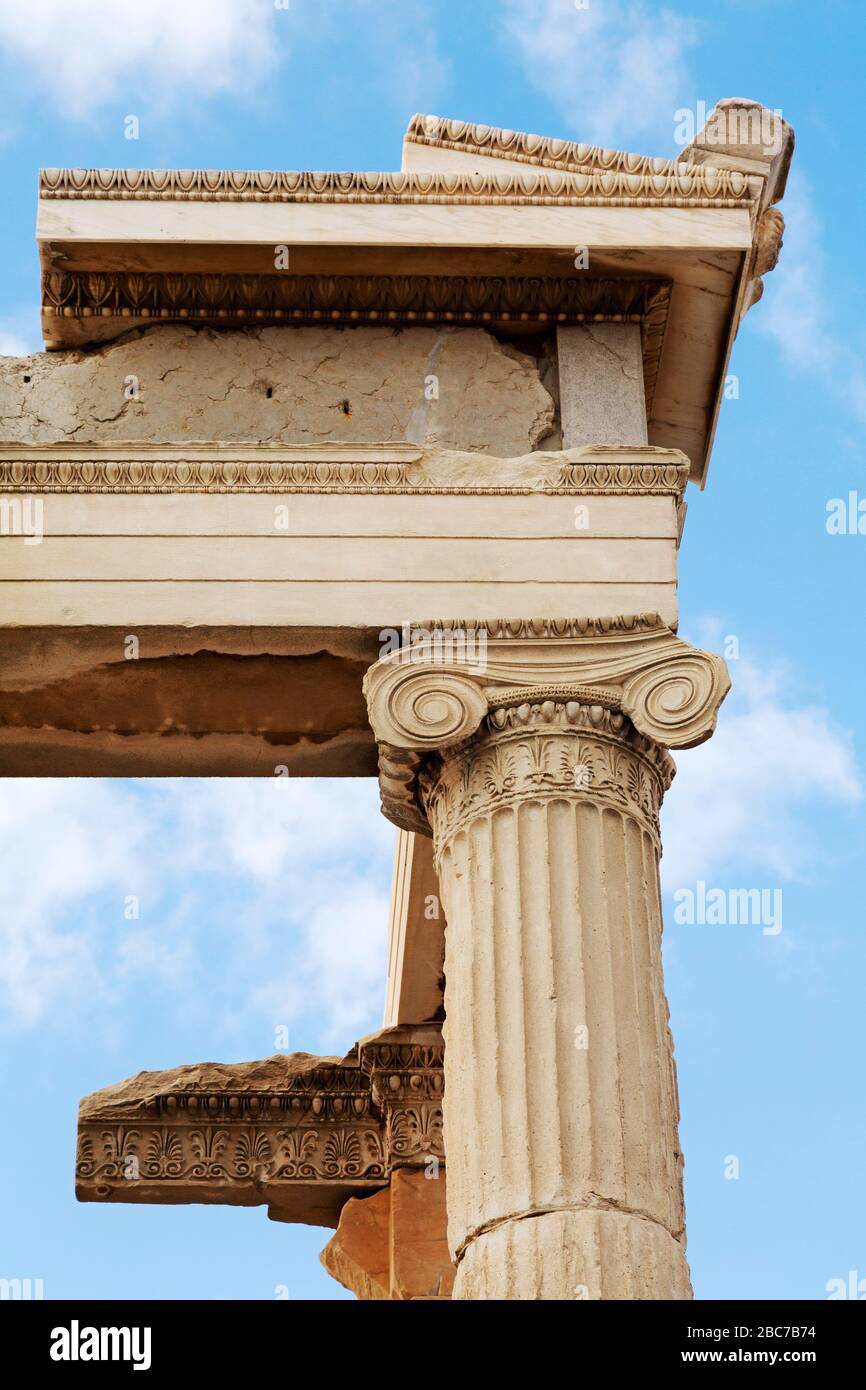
[363,618,730,835]
[0,442,690,498]
[39,165,756,207]
[407,113,702,181]
[32,109,791,487]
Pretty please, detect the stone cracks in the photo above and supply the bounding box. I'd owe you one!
[453,1193,687,1266]
[0,324,557,460]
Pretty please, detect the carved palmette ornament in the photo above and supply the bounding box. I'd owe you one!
[233,1128,274,1177]
[273,1129,318,1180]
[388,1106,445,1159]
[188,1128,230,1178]
[144,1128,184,1177]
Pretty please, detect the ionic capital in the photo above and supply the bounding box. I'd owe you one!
[363,614,730,834]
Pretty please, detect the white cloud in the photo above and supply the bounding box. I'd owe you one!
[355,1,451,113]
[252,881,390,1047]
[501,0,696,147]
[0,312,40,357]
[662,647,860,889]
[0,331,31,357]
[0,780,148,1024]
[750,172,866,425]
[0,0,450,124]
[146,776,392,883]
[3,642,856,1035]
[144,776,394,1042]
[162,778,393,1043]
[0,775,393,1043]
[0,0,280,120]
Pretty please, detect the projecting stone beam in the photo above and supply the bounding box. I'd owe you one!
[0,442,690,776]
[75,1026,444,1230]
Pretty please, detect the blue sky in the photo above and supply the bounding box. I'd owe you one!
[1,0,865,1301]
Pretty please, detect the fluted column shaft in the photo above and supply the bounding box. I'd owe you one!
[419,698,691,1300]
[364,616,730,1300]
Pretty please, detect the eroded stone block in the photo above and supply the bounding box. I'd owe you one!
[0,324,557,457]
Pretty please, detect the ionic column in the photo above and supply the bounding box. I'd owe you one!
[364,615,729,1300]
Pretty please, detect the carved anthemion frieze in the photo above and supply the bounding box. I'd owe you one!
[0,441,688,496]
[420,701,674,850]
[75,1027,444,1228]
